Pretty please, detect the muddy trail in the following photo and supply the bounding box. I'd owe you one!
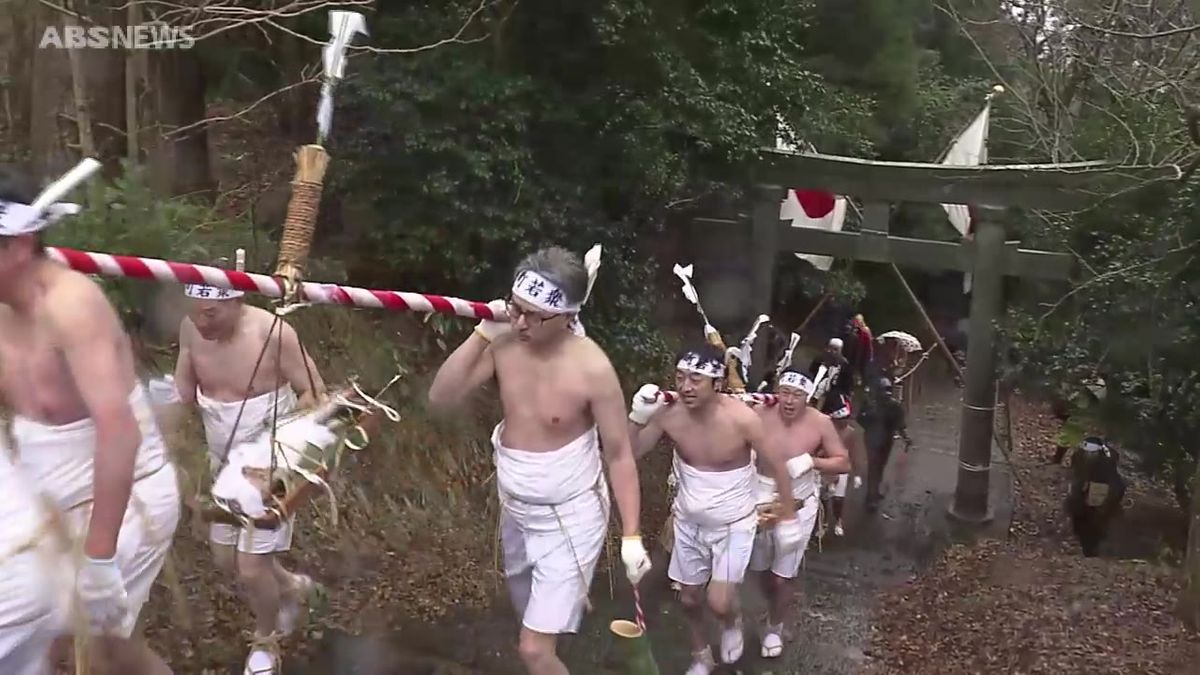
[269,378,1011,675]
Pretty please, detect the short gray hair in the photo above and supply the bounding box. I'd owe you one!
[513,246,588,306]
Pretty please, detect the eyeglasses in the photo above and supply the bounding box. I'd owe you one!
[506,298,558,327]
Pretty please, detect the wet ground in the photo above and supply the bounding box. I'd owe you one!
[283,381,1013,674]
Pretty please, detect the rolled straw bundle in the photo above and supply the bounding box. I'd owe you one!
[275,145,331,294]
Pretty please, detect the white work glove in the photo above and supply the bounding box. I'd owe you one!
[621,535,653,585]
[473,299,511,342]
[785,453,815,479]
[853,475,863,490]
[774,515,806,554]
[77,556,131,634]
[629,384,665,425]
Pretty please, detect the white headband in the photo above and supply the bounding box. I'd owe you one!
[828,338,843,349]
[1080,439,1105,453]
[0,200,81,236]
[184,283,244,300]
[0,158,101,236]
[778,371,813,393]
[512,270,580,314]
[676,351,726,379]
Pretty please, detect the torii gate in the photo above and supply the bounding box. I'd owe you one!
[707,150,1181,524]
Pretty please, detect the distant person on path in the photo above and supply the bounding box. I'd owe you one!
[173,283,326,675]
[629,344,804,674]
[747,370,849,659]
[1064,436,1126,557]
[858,377,912,512]
[428,247,648,675]
[821,394,865,537]
[808,338,852,414]
[842,313,874,385]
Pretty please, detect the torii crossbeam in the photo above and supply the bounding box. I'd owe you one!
[711,149,1180,524]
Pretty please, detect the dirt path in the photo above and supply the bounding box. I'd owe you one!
[284,378,1011,674]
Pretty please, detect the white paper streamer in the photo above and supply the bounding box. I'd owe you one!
[736,313,770,383]
[672,263,715,333]
[583,244,602,303]
[809,364,829,402]
[0,158,101,236]
[317,11,369,142]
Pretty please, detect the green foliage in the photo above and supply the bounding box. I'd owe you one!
[42,162,254,325]
[333,0,872,374]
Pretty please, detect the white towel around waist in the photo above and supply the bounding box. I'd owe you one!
[197,385,297,464]
[672,452,756,528]
[0,440,54,552]
[752,468,817,505]
[12,384,169,511]
[493,423,603,507]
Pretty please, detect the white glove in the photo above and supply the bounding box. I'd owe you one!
[785,453,814,479]
[621,536,653,585]
[853,475,863,490]
[774,515,806,553]
[77,556,131,634]
[629,384,665,425]
[473,299,512,342]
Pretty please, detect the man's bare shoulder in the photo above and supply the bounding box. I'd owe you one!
[44,268,120,328]
[722,395,758,426]
[573,335,616,374]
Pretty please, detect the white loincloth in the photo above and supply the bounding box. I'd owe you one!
[822,473,849,499]
[493,423,609,635]
[10,385,181,639]
[197,385,297,469]
[198,385,298,553]
[668,454,757,586]
[0,438,63,675]
[748,495,819,579]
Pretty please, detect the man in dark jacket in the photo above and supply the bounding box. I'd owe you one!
[857,376,911,512]
[1064,436,1126,557]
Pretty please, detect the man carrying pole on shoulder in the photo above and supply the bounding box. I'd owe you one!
[749,369,850,656]
[173,280,326,675]
[629,345,806,674]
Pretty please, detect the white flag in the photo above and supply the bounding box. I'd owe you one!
[781,189,847,272]
[773,122,849,273]
[939,97,993,292]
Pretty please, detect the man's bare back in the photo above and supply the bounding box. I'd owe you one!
[0,266,136,425]
[657,396,755,471]
[181,304,297,402]
[491,331,608,452]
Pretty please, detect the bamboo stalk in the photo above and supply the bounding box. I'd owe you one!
[610,620,660,674]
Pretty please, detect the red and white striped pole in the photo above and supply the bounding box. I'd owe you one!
[657,390,778,406]
[47,246,504,321]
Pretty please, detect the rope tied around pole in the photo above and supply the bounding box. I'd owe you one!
[275,145,330,300]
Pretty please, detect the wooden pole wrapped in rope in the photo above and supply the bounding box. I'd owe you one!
[274,144,330,294]
[274,10,368,300]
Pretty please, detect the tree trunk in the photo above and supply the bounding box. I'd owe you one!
[1181,457,1200,630]
[29,3,73,182]
[145,49,213,198]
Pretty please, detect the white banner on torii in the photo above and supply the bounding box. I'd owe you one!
[775,118,848,272]
[939,85,1002,292]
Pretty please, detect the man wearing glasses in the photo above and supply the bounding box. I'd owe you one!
[428,247,649,675]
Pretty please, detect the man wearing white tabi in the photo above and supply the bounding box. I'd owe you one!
[629,345,806,674]
[429,246,650,675]
[173,282,326,674]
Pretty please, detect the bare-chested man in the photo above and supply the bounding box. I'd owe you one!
[821,393,866,537]
[173,283,324,674]
[0,165,179,673]
[428,247,649,675]
[630,345,805,675]
[747,370,849,658]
